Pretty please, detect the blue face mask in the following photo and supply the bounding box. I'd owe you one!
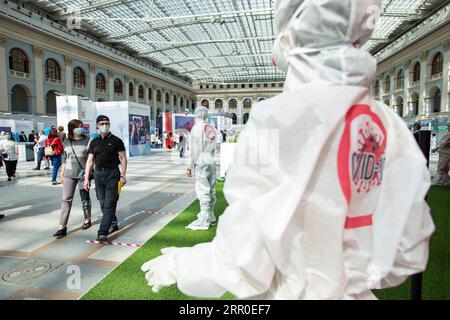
[5,135,11,140]
[73,128,84,136]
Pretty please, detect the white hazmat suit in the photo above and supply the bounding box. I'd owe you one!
[142,0,434,299]
[185,106,218,230]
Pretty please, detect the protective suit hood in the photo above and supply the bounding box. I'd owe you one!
[194,106,209,123]
[272,0,381,89]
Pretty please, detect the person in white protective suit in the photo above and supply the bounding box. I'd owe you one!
[141,0,435,299]
[185,106,218,230]
[432,123,450,186]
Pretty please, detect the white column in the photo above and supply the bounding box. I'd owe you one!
[33,46,44,114]
[108,71,114,101]
[0,37,8,112]
[124,76,129,101]
[442,40,450,113]
[89,63,95,101]
[145,82,149,106]
[404,63,410,116]
[134,81,139,103]
[419,51,428,116]
[152,86,157,122]
[65,56,72,95]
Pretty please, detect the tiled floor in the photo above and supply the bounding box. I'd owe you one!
[0,150,200,300]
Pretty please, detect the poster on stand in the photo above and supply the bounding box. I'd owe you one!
[174,114,195,132]
[163,112,174,149]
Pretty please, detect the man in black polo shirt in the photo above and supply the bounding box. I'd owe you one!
[84,115,128,242]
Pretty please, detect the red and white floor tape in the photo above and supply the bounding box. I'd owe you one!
[86,240,141,247]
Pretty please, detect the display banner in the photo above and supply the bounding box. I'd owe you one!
[96,101,151,157]
[174,114,195,132]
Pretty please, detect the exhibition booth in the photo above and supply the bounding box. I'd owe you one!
[0,118,35,162]
[56,96,152,157]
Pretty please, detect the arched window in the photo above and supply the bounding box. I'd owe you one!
[396,97,404,117]
[157,108,161,116]
[9,48,29,73]
[411,92,419,116]
[174,95,177,106]
[138,85,144,99]
[396,70,404,89]
[243,113,250,124]
[384,75,391,93]
[45,59,61,81]
[433,88,441,113]
[374,80,380,95]
[180,97,184,108]
[201,99,209,108]
[231,113,237,125]
[165,93,170,104]
[129,82,134,97]
[243,98,252,109]
[156,90,161,102]
[215,99,223,109]
[412,62,420,82]
[46,90,57,115]
[114,79,122,95]
[73,67,85,87]
[96,73,106,91]
[149,88,153,100]
[431,53,443,76]
[229,99,237,109]
[11,85,30,113]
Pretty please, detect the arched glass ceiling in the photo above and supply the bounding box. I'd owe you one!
[28,0,448,84]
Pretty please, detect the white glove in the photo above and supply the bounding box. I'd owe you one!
[141,247,178,292]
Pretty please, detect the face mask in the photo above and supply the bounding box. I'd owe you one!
[5,135,11,140]
[99,125,110,134]
[73,128,84,136]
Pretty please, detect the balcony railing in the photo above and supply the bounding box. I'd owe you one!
[114,92,123,97]
[96,88,107,94]
[410,81,420,88]
[395,85,404,92]
[46,78,62,85]
[428,72,442,81]
[74,83,86,89]
[9,70,30,79]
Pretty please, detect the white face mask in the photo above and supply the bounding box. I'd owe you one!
[98,125,110,134]
[73,128,84,136]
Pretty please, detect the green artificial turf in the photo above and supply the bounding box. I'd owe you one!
[81,181,234,300]
[373,185,450,300]
[82,184,449,300]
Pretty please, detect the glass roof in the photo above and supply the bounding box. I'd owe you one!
[28,0,448,84]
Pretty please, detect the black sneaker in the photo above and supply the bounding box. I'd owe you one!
[32,168,40,170]
[97,235,109,243]
[43,167,50,170]
[7,177,11,181]
[108,225,119,234]
[0,214,5,220]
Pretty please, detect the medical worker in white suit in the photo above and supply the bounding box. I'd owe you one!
[185,106,218,230]
[142,0,434,299]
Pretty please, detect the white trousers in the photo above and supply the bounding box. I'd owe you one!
[194,163,216,223]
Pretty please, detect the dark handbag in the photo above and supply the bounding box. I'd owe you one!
[69,141,93,183]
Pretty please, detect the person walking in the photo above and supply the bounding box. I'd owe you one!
[53,119,92,239]
[0,132,19,181]
[432,123,450,186]
[84,115,127,242]
[57,126,67,143]
[179,133,186,158]
[45,128,64,185]
[33,131,49,170]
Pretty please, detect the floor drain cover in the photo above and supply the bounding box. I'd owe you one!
[2,259,63,285]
